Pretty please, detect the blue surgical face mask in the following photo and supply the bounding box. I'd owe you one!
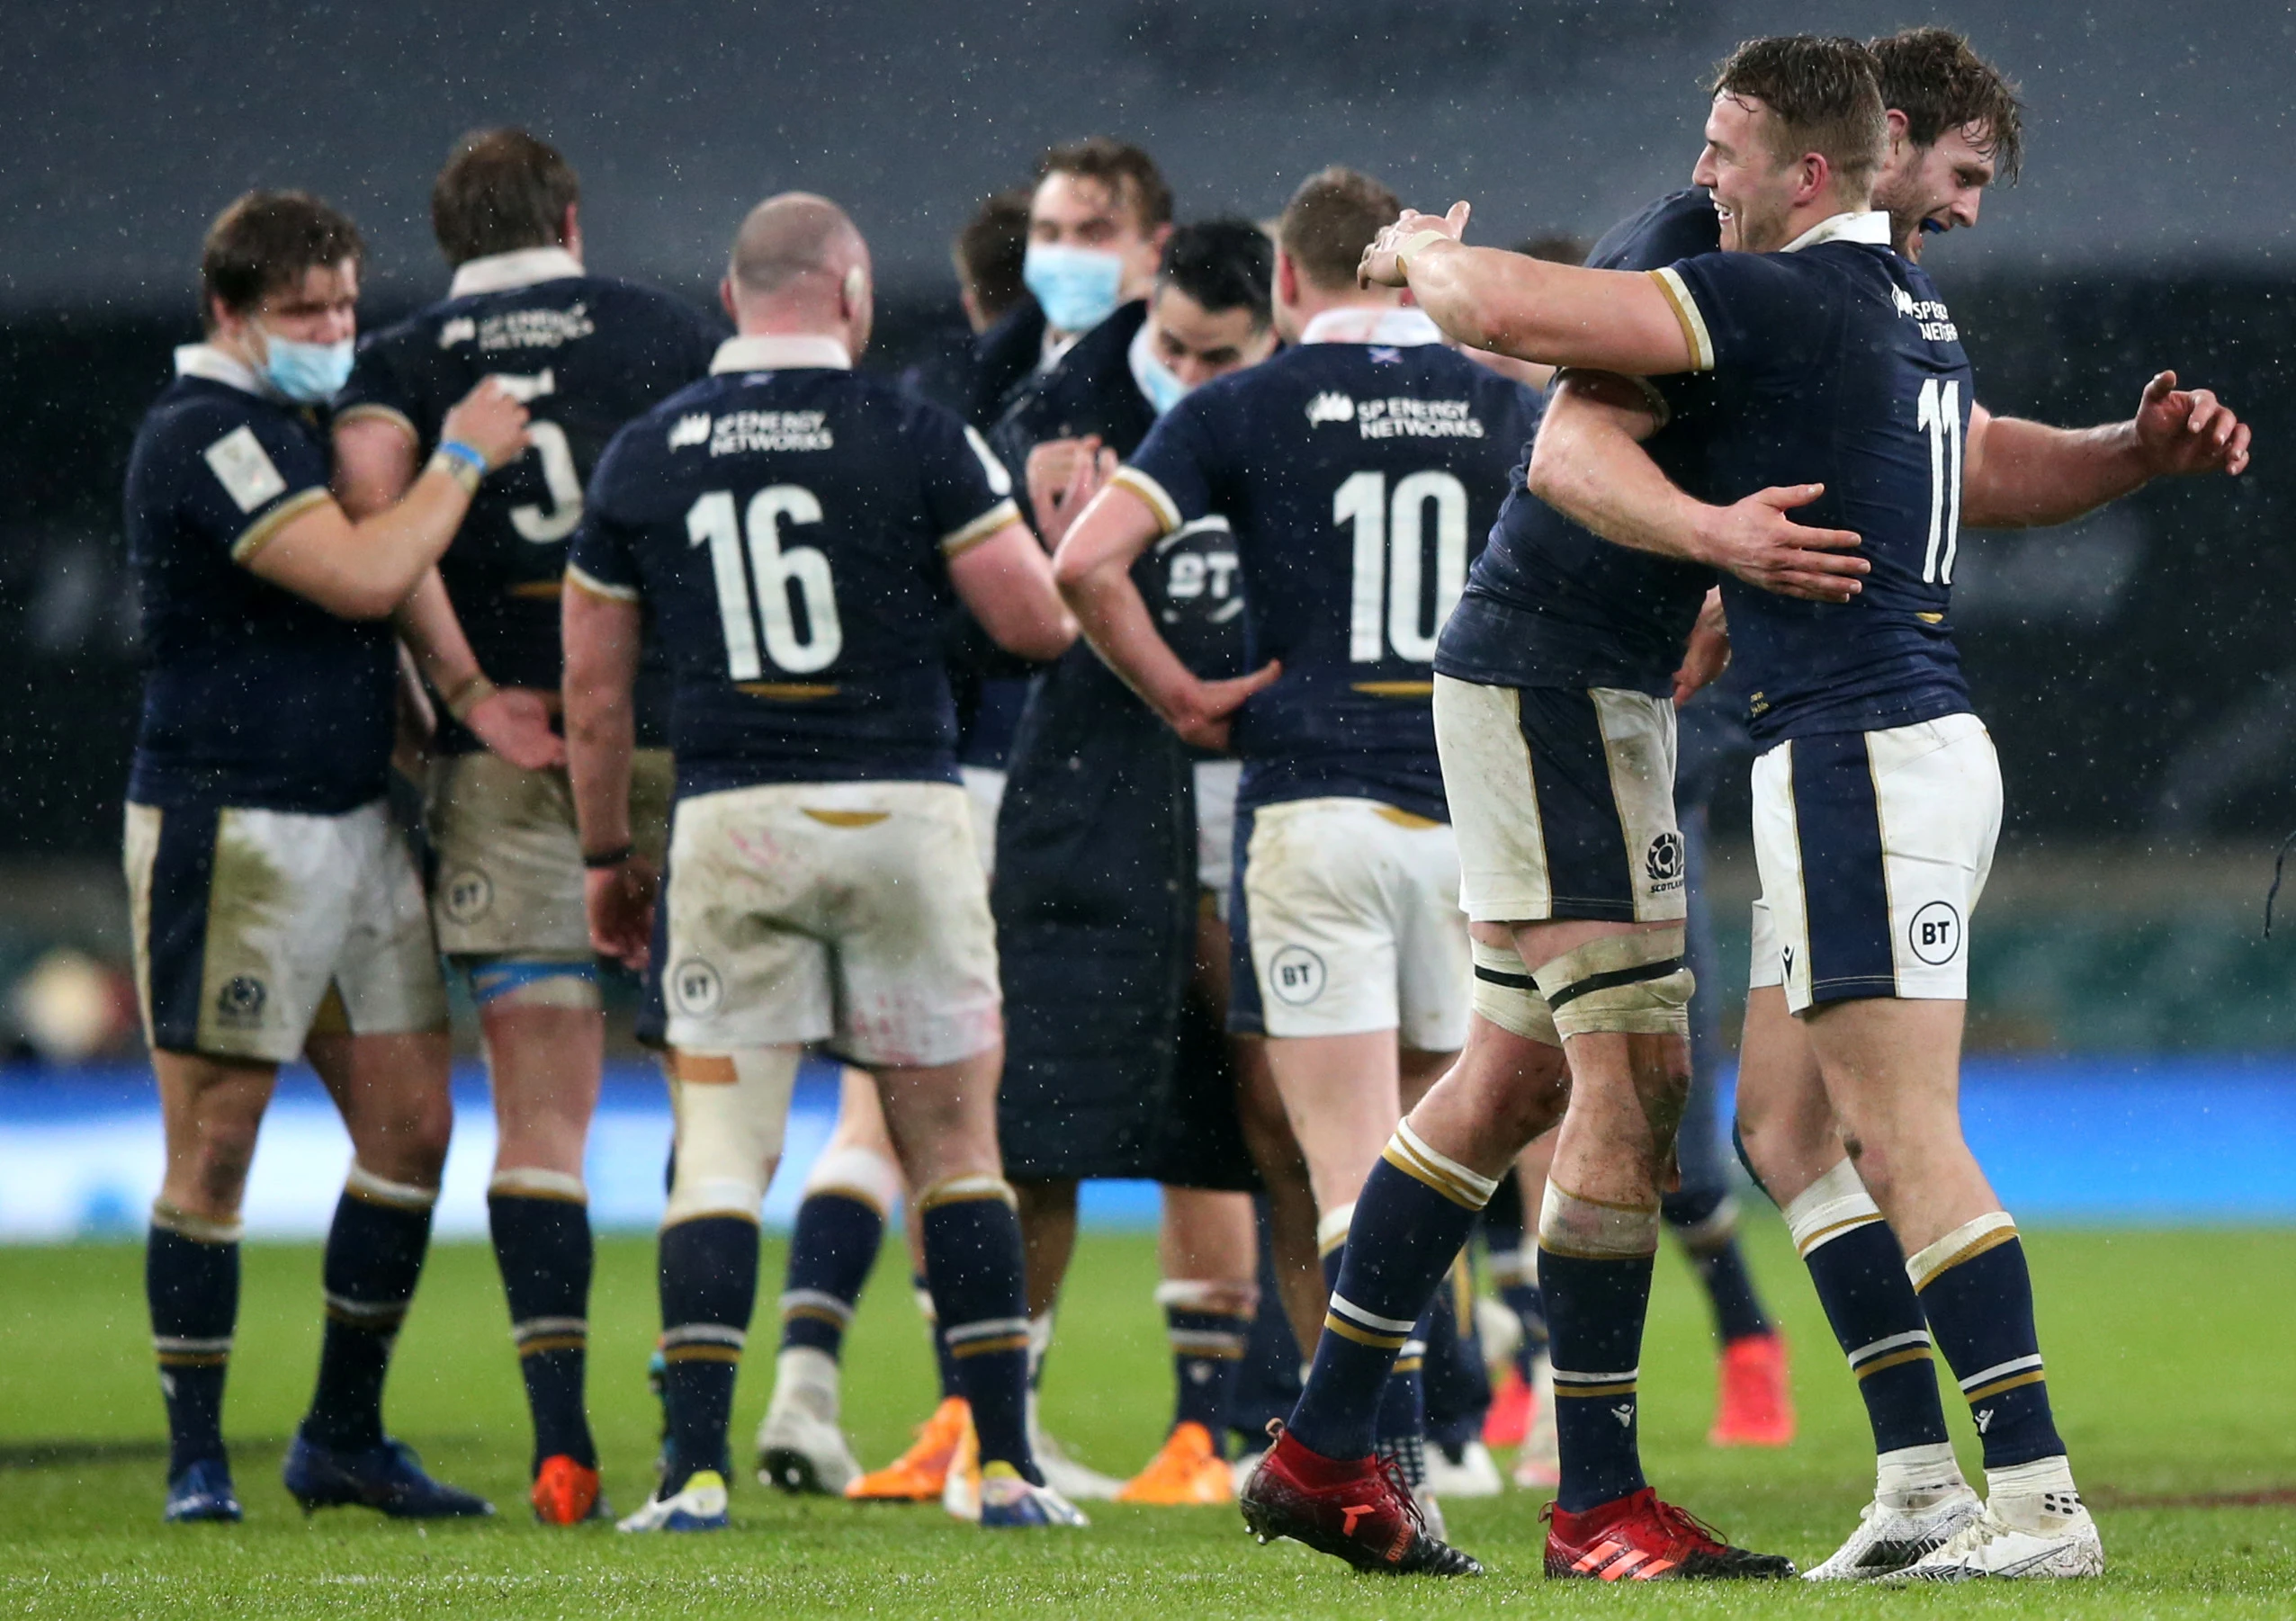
[1127,318,1191,416]
[257,327,354,403]
[1024,243,1125,335]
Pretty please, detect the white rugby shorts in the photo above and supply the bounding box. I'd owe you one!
[1750,712,1999,1014]
[958,765,1006,879]
[125,799,446,1062]
[1434,675,1685,925]
[1242,796,1469,1049]
[659,780,1001,1067]
[1194,757,1242,918]
[428,748,673,956]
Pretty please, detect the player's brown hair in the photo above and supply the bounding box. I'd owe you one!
[199,191,363,330]
[1708,35,1888,191]
[954,189,1033,322]
[431,128,581,267]
[1870,26,2023,183]
[1278,166,1403,292]
[1036,138,1174,232]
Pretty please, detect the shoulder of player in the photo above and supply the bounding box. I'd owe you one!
[140,380,313,461]
[1589,188,1718,272]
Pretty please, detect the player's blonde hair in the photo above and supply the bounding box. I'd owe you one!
[1709,35,1888,192]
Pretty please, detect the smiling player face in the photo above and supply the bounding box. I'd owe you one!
[1691,93,1807,255]
[1874,121,1998,261]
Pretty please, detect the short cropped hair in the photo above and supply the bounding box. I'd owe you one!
[1278,166,1402,293]
[1036,138,1173,232]
[1158,219,1274,330]
[431,129,581,266]
[1871,26,2023,183]
[1709,35,1888,191]
[199,191,363,330]
[955,189,1033,323]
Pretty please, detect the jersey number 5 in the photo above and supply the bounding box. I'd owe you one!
[494,370,586,544]
[686,488,843,676]
[1915,378,1963,586]
[1336,470,1469,663]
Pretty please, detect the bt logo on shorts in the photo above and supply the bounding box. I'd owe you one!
[1268,945,1326,1006]
[1644,831,1685,891]
[669,958,723,1016]
[441,869,494,925]
[214,974,266,1027]
[1908,900,1962,966]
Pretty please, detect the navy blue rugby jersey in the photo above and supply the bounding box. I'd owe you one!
[1436,188,1721,697]
[1651,211,1974,742]
[566,335,1022,796]
[1117,311,1542,822]
[123,346,395,812]
[336,249,721,707]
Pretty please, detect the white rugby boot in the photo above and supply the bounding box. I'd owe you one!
[754,1348,863,1495]
[1804,1484,1982,1580]
[1425,1437,1505,1499]
[1886,1491,2104,1581]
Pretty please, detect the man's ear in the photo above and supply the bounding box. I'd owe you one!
[843,264,867,316]
[1883,107,1911,153]
[720,277,739,322]
[560,202,582,250]
[1274,249,1299,309]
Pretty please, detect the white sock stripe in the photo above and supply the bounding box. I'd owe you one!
[916,1173,1017,1212]
[324,1292,408,1324]
[945,1315,1033,1343]
[1393,1121,1501,1204]
[1550,1365,1640,1384]
[778,1289,857,1322]
[152,1335,233,1354]
[1849,1329,1934,1365]
[488,1167,588,1202]
[511,1315,588,1340]
[1399,1338,1427,1358]
[345,1163,440,1210]
[1538,1180,1660,1258]
[1315,1203,1356,1251]
[1782,1159,1883,1255]
[1328,1293,1418,1336]
[662,1323,747,1348]
[1906,1210,2019,1290]
[910,1286,938,1323]
[1168,1329,1250,1354]
[1958,1353,2045,1392]
[148,1202,245,1245]
[1152,1279,1259,1312]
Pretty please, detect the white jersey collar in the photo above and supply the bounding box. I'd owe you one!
[1779,210,1893,254]
[711,334,853,374]
[447,246,587,299]
[174,343,265,397]
[1299,305,1447,346]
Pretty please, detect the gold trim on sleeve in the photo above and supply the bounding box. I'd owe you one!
[228,486,334,566]
[1108,466,1182,536]
[1647,267,1716,372]
[563,563,641,603]
[939,497,1022,559]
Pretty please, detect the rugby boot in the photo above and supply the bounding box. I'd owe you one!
[755,1375,863,1496]
[940,1402,982,1521]
[1116,1420,1232,1505]
[1885,1495,2104,1581]
[1482,1366,1531,1449]
[1805,1484,1982,1581]
[615,1469,729,1533]
[1709,1330,1795,1447]
[1510,1355,1560,1490]
[978,1461,1090,1528]
[163,1455,243,1524]
[846,1396,969,1501]
[1425,1437,1504,1499]
[530,1454,605,1525]
[283,1435,494,1518]
[1543,1487,1794,1580]
[1238,1425,1484,1576]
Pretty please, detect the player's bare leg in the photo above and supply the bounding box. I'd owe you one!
[1231,1034,1323,1353]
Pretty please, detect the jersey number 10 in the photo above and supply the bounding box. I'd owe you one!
[1335,470,1469,663]
[686,488,844,676]
[1915,377,1963,587]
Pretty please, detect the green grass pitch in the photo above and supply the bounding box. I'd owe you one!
[2,1223,2292,1617]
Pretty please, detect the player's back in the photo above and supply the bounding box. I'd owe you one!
[1438,189,1722,701]
[339,255,720,691]
[124,360,394,811]
[1123,318,1541,819]
[1652,218,1974,740]
[569,336,1021,797]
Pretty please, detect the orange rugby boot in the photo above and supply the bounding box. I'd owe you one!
[1115,1420,1233,1505]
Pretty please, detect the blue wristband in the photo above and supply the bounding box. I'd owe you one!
[436,439,489,477]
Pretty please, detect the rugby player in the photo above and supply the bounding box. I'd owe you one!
[561,193,1083,1532]
[1055,166,1543,1537]
[126,191,527,1522]
[1520,27,2247,1578]
[331,128,722,1525]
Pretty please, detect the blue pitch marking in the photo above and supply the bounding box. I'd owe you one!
[1,1052,2290,1237]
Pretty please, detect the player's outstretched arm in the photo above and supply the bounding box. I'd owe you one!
[1962,372,2252,528]
[1360,203,1693,374]
[250,380,529,619]
[1529,374,1867,603]
[1053,483,1279,752]
[562,579,653,971]
[948,520,1079,662]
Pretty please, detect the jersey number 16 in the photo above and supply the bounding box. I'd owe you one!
[1335,469,1468,663]
[686,488,844,676]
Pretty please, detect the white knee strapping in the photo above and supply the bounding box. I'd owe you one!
[802,1143,903,1216]
[1538,1180,1660,1259]
[345,1163,440,1211]
[1470,937,1561,1046]
[664,1046,800,1224]
[1154,1278,1260,1315]
[1781,1158,1882,1258]
[1672,1194,1742,1249]
[489,1167,587,1202]
[1315,1201,1356,1257]
[150,1199,244,1245]
[1529,927,1693,1040]
[914,1174,1018,1214]
[1906,1210,2018,1293]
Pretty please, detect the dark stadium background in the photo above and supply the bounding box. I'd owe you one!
[1,0,2292,1228]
